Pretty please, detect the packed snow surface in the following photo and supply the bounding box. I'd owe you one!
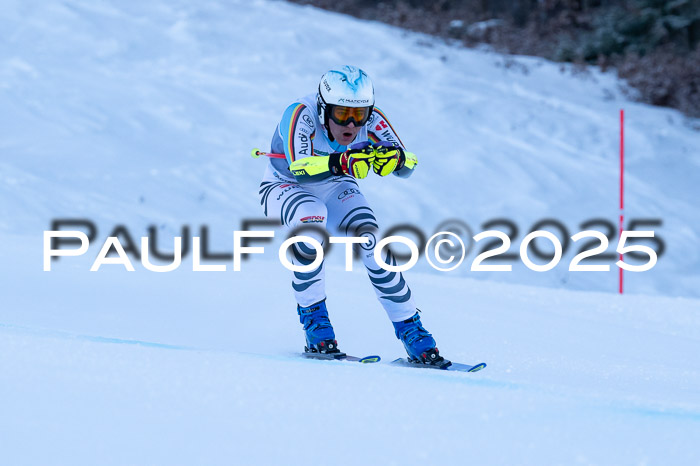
[1,0,699,464]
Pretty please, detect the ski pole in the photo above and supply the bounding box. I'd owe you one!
[251,148,286,159]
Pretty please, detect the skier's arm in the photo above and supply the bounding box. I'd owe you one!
[367,107,417,179]
[278,103,317,169]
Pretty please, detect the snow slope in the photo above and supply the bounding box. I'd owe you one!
[2,244,700,465]
[1,0,700,464]
[1,0,699,297]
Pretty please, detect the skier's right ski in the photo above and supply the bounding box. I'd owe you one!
[301,338,380,364]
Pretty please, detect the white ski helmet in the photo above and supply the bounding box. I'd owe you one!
[317,65,375,127]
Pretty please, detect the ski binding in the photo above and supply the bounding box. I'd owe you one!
[302,340,380,364]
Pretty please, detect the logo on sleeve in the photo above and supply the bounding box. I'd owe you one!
[298,133,310,155]
[375,120,388,131]
[302,114,315,130]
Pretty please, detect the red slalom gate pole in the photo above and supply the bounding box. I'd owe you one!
[619,109,624,294]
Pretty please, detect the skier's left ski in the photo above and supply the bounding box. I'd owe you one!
[391,357,486,373]
[302,352,381,364]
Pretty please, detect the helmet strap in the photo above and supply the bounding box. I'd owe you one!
[317,90,334,141]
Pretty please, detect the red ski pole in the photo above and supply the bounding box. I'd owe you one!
[251,148,286,159]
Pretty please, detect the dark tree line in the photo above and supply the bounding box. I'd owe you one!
[290,0,700,117]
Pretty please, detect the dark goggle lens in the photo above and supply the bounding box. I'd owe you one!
[329,105,372,126]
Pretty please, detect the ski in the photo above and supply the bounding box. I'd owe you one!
[302,352,381,364]
[391,358,486,373]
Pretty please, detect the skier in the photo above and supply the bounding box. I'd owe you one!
[259,65,448,367]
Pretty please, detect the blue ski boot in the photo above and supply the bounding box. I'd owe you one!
[393,312,451,368]
[298,300,341,354]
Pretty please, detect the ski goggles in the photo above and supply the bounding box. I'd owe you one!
[328,104,373,126]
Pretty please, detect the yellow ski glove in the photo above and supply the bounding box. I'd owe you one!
[372,141,407,176]
[329,142,376,179]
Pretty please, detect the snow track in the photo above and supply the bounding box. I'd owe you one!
[1,0,699,464]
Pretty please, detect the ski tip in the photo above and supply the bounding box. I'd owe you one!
[359,355,381,363]
[468,363,487,372]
